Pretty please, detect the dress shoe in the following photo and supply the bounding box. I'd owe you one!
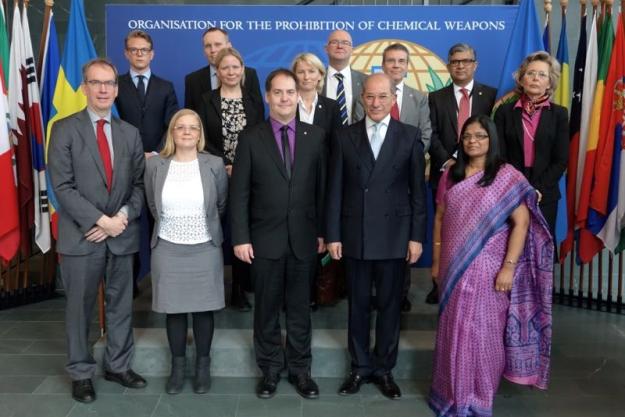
[401,296,412,312]
[166,357,185,395]
[288,373,319,399]
[72,379,96,403]
[372,373,401,399]
[104,369,147,389]
[338,372,369,395]
[256,374,280,399]
[425,281,439,305]
[234,292,252,312]
[310,300,318,311]
[193,356,211,394]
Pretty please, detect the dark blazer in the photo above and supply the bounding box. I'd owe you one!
[48,109,145,256]
[144,152,228,248]
[115,73,179,152]
[325,118,427,260]
[199,88,265,164]
[494,101,569,204]
[296,94,342,148]
[184,65,262,114]
[428,82,497,185]
[230,120,327,260]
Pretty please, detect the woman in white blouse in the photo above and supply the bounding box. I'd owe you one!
[144,109,228,395]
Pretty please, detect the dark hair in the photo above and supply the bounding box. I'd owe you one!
[124,30,153,49]
[202,27,228,40]
[382,43,409,62]
[450,115,503,187]
[447,43,476,62]
[264,68,298,92]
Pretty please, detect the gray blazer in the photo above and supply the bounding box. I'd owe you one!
[400,84,432,153]
[322,68,366,124]
[48,109,145,256]
[144,152,228,249]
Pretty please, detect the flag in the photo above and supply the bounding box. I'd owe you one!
[560,12,587,261]
[22,3,50,253]
[9,4,34,256]
[40,10,61,239]
[589,15,625,252]
[0,1,8,83]
[577,13,614,262]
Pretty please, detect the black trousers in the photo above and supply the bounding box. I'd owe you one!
[252,247,315,376]
[344,257,405,377]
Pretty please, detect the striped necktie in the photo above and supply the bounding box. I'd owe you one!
[335,73,349,125]
[457,87,470,139]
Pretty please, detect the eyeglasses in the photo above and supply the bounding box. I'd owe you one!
[85,79,117,88]
[524,70,549,80]
[461,133,489,142]
[449,59,476,67]
[126,47,152,56]
[173,125,201,132]
[328,40,352,47]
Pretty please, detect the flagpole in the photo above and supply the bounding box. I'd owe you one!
[544,0,552,52]
[37,1,54,83]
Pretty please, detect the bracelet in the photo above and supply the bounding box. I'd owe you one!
[504,259,517,265]
[433,242,442,246]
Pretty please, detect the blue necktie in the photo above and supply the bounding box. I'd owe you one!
[370,122,382,159]
[335,73,348,125]
[136,75,146,103]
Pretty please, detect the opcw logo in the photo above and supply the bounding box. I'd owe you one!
[350,39,450,93]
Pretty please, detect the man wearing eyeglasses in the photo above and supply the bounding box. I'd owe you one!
[48,58,147,403]
[426,43,496,304]
[321,30,366,125]
[326,73,426,400]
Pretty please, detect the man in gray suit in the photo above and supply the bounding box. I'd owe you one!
[321,29,366,125]
[381,43,432,312]
[48,58,147,403]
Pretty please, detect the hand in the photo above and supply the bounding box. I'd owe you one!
[225,164,233,177]
[441,158,456,172]
[84,226,108,242]
[234,243,254,264]
[495,266,514,292]
[317,237,326,254]
[327,242,342,260]
[144,152,156,159]
[406,241,423,264]
[96,215,127,237]
[536,189,543,203]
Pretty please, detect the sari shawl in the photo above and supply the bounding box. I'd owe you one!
[429,164,553,417]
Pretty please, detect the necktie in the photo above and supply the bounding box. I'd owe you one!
[370,122,382,160]
[281,126,292,179]
[390,99,400,120]
[335,73,349,125]
[457,87,470,139]
[210,67,218,90]
[96,119,113,192]
[136,75,146,103]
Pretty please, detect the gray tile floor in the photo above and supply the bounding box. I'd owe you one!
[1,270,624,417]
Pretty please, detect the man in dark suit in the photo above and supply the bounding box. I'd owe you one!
[321,30,366,125]
[115,30,178,154]
[230,69,326,400]
[184,27,262,114]
[326,73,427,400]
[48,59,147,403]
[427,43,496,303]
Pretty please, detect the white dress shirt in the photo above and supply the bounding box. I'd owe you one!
[326,66,354,124]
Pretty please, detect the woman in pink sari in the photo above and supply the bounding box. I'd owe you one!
[429,115,553,417]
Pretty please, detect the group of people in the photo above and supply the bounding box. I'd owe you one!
[47,26,565,417]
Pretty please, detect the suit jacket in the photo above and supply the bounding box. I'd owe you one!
[321,68,366,124]
[428,82,497,185]
[296,94,342,148]
[494,101,569,204]
[325,118,426,260]
[115,73,179,152]
[184,65,262,114]
[48,109,145,256]
[199,88,265,164]
[230,120,327,260]
[399,84,432,153]
[144,152,228,248]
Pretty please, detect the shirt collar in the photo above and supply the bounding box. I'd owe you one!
[365,114,391,130]
[298,93,319,107]
[395,81,404,96]
[130,68,151,81]
[87,108,112,124]
[328,65,351,79]
[270,117,297,135]
[453,79,474,95]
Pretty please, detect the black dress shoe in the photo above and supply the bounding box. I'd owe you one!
[338,372,369,395]
[104,369,147,389]
[72,379,96,403]
[425,282,439,304]
[401,296,412,312]
[256,374,279,399]
[372,373,401,399]
[288,373,319,399]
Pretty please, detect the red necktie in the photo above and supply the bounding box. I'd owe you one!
[457,87,470,140]
[390,101,400,120]
[96,119,113,192]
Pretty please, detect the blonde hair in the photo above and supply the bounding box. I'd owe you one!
[214,47,246,88]
[291,52,326,94]
[513,51,561,97]
[160,109,206,157]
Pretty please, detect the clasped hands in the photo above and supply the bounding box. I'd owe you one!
[85,212,128,242]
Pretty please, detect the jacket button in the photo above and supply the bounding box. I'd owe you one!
[364,188,368,192]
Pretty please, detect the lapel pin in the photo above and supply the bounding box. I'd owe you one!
[478,91,482,96]
[318,104,322,108]
[304,131,308,135]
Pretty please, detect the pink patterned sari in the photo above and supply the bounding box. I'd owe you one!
[429,164,553,417]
